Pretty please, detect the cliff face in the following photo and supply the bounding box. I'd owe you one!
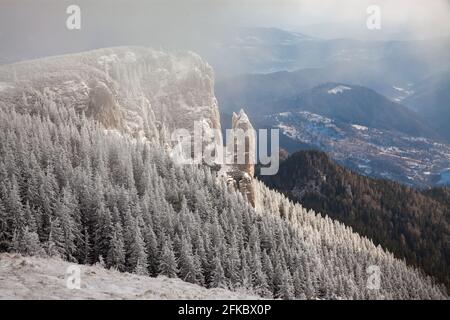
[0,46,256,206]
[0,47,221,143]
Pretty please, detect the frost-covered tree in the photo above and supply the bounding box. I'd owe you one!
[159,239,178,278]
[178,235,197,284]
[210,255,227,289]
[107,222,126,271]
[47,218,66,257]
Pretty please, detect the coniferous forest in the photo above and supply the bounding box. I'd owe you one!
[0,105,447,299]
[259,151,450,291]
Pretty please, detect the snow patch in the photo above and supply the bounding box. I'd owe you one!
[327,85,351,95]
[0,82,14,92]
[0,254,261,300]
[277,123,298,139]
[97,54,119,68]
[352,124,368,131]
[391,86,414,102]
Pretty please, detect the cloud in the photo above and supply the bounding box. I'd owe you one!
[0,0,449,63]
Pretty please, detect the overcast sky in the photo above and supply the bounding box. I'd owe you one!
[1,0,449,61]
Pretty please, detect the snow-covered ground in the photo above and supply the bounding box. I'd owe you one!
[0,254,260,300]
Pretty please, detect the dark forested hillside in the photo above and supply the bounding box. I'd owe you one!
[259,150,450,290]
[0,106,446,299]
[404,72,450,143]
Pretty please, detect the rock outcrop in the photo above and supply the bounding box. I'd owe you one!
[224,109,256,207]
[0,47,256,206]
[0,47,221,144]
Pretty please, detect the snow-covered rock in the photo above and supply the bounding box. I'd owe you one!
[225,109,256,206]
[0,47,221,143]
[0,254,260,300]
[0,47,259,206]
[230,109,256,178]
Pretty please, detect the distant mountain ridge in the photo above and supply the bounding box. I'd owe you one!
[218,70,450,187]
[278,83,439,139]
[208,27,450,81]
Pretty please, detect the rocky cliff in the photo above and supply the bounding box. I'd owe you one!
[0,47,221,144]
[0,46,256,205]
[226,109,256,206]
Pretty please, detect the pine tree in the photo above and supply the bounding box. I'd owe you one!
[107,222,126,271]
[6,177,25,237]
[18,226,43,256]
[210,255,227,289]
[251,252,271,298]
[55,193,77,261]
[158,239,178,278]
[273,262,284,298]
[0,197,11,251]
[125,217,148,275]
[94,202,113,262]
[279,269,295,300]
[178,235,197,284]
[225,234,241,287]
[143,224,158,276]
[47,218,66,257]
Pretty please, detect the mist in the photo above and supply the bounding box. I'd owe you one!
[1,0,450,58]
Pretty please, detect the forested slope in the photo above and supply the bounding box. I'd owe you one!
[0,106,446,299]
[259,150,450,290]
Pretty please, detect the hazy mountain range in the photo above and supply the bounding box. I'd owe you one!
[215,28,450,187]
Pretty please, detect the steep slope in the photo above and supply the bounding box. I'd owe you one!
[259,150,450,290]
[0,107,446,299]
[0,48,447,299]
[0,253,260,300]
[0,47,265,204]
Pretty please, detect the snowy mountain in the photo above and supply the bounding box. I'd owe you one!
[0,48,448,299]
[0,46,221,143]
[263,83,438,139]
[0,253,260,300]
[266,110,450,187]
[0,106,447,299]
